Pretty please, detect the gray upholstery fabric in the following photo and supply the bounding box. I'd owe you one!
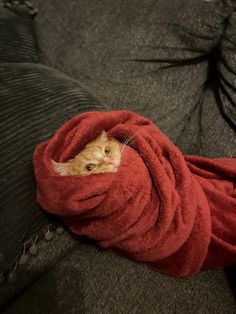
[2,237,236,314]
[0,4,108,274]
[33,0,236,156]
[1,0,236,313]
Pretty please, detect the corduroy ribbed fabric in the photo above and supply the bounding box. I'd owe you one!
[0,5,109,272]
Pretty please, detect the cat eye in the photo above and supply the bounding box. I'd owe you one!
[104,146,111,155]
[86,164,95,171]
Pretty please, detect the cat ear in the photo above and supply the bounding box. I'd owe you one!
[52,160,72,176]
[98,130,108,142]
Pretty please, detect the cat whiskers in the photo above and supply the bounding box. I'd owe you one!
[121,133,136,154]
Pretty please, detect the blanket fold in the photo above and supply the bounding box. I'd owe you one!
[34,110,236,277]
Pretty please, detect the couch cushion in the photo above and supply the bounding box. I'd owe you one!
[34,0,236,157]
[0,6,108,274]
[2,238,236,313]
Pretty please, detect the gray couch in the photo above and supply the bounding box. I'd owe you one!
[1,0,236,313]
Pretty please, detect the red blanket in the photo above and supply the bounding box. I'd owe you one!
[33,110,236,277]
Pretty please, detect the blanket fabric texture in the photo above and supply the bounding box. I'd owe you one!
[34,110,236,278]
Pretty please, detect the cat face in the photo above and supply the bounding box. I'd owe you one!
[53,131,121,176]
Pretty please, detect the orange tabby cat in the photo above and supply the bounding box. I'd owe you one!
[52,131,121,176]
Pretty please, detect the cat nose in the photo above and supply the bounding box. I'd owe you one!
[107,159,114,165]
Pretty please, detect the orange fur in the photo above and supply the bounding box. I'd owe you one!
[52,131,121,176]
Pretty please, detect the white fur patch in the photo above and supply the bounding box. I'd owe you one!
[94,151,103,159]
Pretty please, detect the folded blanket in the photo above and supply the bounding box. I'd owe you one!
[33,110,236,277]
